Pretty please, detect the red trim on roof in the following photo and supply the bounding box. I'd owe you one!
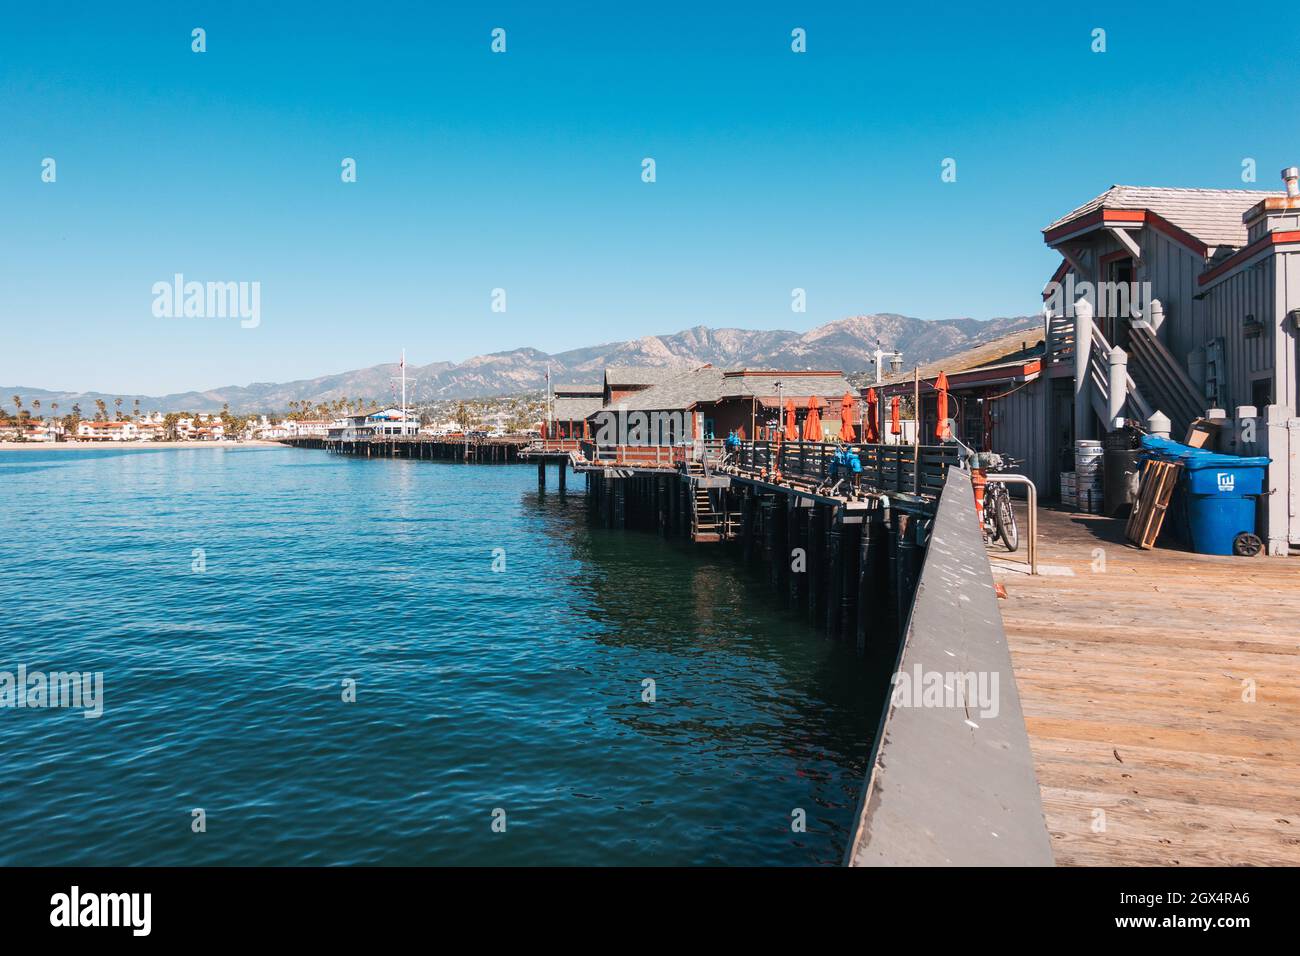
[1143,211,1210,257]
[1044,208,1208,257]
[1041,258,1070,300]
[1198,229,1300,286]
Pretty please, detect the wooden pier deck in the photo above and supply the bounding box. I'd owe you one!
[992,505,1300,866]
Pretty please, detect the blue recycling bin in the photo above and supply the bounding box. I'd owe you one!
[1182,457,1268,555]
[1140,437,1268,555]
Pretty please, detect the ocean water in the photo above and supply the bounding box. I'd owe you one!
[0,447,879,865]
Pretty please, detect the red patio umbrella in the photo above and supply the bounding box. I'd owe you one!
[805,395,824,442]
[934,371,951,440]
[890,395,901,436]
[582,417,591,440]
[863,388,880,443]
[784,398,797,439]
[839,392,856,443]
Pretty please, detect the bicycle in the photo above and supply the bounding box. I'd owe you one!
[972,452,1021,552]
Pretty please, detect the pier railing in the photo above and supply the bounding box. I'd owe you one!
[729,440,960,497]
[846,467,1053,866]
[578,441,683,470]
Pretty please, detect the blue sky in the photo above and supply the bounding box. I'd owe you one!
[2,2,1297,394]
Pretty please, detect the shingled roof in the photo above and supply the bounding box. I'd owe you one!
[877,328,1044,388]
[1044,185,1280,251]
[603,365,687,389]
[552,383,602,396]
[717,371,858,408]
[610,367,728,411]
[553,396,603,421]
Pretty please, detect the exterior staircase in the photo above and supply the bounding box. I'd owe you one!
[1125,325,1203,433]
[1084,323,1203,437]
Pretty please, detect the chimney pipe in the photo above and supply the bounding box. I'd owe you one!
[1283,167,1300,198]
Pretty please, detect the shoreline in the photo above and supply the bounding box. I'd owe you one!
[0,440,288,451]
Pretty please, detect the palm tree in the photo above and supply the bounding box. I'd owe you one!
[114,397,123,421]
[32,399,40,419]
[94,399,107,422]
[11,395,21,418]
[133,398,141,420]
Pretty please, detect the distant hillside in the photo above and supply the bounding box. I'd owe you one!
[4,313,1040,414]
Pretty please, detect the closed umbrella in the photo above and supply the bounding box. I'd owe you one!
[805,395,823,442]
[582,417,591,441]
[864,388,880,443]
[935,371,951,440]
[839,392,856,443]
[890,395,901,436]
[784,398,797,439]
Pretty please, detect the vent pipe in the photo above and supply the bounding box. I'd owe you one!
[1283,167,1300,197]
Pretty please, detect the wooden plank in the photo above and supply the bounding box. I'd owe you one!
[998,504,1300,867]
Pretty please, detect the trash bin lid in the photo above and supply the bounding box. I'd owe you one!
[1139,435,1269,469]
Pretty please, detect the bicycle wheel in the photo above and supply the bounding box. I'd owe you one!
[993,490,1019,552]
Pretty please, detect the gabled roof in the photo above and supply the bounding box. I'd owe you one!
[603,365,687,389]
[1044,185,1279,251]
[609,367,728,411]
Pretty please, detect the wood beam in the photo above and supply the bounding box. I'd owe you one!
[1107,225,1142,262]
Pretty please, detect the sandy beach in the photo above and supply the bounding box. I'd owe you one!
[0,440,288,451]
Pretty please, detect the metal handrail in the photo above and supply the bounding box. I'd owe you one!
[988,474,1037,575]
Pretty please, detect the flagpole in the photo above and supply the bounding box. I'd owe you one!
[401,348,408,435]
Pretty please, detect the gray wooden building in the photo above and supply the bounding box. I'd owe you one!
[1040,173,1300,553]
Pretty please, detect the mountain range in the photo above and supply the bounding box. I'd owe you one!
[5,313,1041,415]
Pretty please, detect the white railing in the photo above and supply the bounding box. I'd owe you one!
[1047,314,1076,365]
[1088,325,1153,423]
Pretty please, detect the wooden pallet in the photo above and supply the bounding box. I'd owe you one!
[1125,459,1182,549]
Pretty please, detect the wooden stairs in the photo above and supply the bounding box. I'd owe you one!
[684,460,737,542]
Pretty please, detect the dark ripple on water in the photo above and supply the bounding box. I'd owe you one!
[0,447,879,865]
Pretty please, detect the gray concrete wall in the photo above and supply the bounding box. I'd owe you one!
[846,467,1054,866]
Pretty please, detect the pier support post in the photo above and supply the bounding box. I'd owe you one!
[741,490,756,565]
[855,511,875,652]
[558,459,567,495]
[538,460,546,489]
[839,519,861,643]
[786,498,801,607]
[808,505,825,625]
[826,519,844,637]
